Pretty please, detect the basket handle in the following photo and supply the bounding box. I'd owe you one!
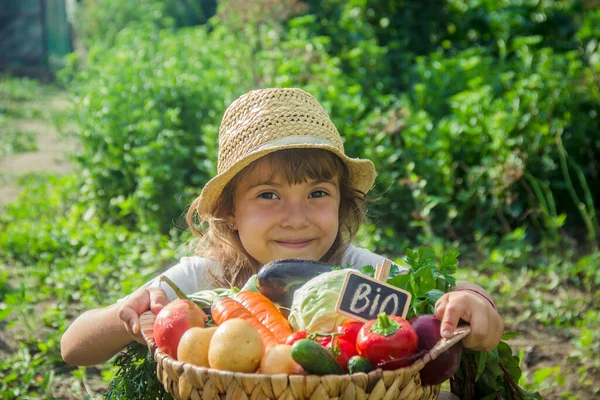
[139,310,158,353]
[410,325,471,373]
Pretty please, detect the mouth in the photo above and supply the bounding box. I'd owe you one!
[275,239,314,249]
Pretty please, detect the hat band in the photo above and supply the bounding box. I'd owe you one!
[255,135,337,152]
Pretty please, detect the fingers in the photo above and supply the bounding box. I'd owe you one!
[148,287,169,314]
[118,287,170,332]
[462,313,489,350]
[436,290,504,350]
[435,292,473,339]
[117,305,147,344]
[440,299,469,339]
[116,287,172,346]
[470,309,504,351]
[434,293,449,321]
[118,305,141,335]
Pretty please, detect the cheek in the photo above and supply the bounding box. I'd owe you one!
[235,205,273,243]
[236,225,264,261]
[313,201,340,233]
[237,204,272,226]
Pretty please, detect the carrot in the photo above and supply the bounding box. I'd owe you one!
[211,297,280,351]
[234,291,293,343]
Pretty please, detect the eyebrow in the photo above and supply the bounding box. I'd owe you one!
[247,180,280,190]
[247,178,336,191]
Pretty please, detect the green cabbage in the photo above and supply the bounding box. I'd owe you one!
[288,269,352,333]
[241,274,259,292]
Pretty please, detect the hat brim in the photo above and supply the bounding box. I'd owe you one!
[196,143,375,219]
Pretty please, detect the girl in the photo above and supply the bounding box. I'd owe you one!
[61,88,503,367]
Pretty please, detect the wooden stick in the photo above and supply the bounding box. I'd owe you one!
[374,263,382,281]
[374,260,392,282]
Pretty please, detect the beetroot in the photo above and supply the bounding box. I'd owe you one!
[153,299,206,359]
[152,276,207,359]
[410,314,462,385]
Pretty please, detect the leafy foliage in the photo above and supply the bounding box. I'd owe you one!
[452,337,542,400]
[391,247,457,318]
[1,0,600,398]
[364,247,540,399]
[0,174,177,398]
[62,0,600,250]
[74,0,214,49]
[65,26,250,232]
[105,343,172,400]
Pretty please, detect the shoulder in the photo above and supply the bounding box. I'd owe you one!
[341,245,408,273]
[340,244,385,270]
[137,256,221,301]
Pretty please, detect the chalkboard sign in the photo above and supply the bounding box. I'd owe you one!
[335,271,411,323]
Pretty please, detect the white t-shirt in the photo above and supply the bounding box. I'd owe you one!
[133,245,404,301]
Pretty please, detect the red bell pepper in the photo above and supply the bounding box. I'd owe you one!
[355,313,418,369]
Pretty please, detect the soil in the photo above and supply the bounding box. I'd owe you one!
[1,92,598,399]
[505,320,597,399]
[0,95,77,207]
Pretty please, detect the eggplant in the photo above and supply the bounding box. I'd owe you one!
[256,259,334,307]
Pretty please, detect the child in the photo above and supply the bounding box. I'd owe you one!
[61,88,503,368]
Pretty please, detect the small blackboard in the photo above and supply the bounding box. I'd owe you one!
[335,271,411,323]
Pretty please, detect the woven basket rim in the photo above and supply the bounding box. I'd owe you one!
[139,310,470,381]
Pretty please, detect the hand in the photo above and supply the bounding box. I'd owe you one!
[434,290,503,351]
[117,287,169,344]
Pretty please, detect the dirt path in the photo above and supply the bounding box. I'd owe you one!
[0,95,78,208]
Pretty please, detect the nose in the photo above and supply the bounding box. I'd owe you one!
[281,198,309,229]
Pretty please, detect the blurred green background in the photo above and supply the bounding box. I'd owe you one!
[0,0,598,398]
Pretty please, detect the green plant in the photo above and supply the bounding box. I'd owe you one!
[361,41,599,252]
[519,365,569,397]
[0,173,179,396]
[74,0,213,49]
[65,25,251,232]
[0,130,37,156]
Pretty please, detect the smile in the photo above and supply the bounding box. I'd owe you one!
[275,239,313,249]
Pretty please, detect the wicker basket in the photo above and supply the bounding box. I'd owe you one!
[140,311,469,400]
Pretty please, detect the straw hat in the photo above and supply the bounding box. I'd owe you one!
[196,88,376,219]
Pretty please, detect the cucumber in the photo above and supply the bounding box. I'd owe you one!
[291,339,345,375]
[348,356,373,374]
[257,259,334,307]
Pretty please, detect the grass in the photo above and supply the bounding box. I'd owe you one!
[0,130,38,156]
[0,76,62,158]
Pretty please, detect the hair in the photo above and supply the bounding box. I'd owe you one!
[186,148,368,288]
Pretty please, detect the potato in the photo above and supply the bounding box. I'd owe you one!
[208,319,264,372]
[260,344,305,375]
[177,327,217,367]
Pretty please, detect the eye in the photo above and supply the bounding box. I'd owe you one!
[257,191,279,200]
[309,190,328,199]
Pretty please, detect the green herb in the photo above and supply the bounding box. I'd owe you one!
[104,342,172,400]
[364,247,540,399]
[452,335,541,400]
[362,247,457,319]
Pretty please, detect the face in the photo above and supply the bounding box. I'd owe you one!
[230,160,341,265]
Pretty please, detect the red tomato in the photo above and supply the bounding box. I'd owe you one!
[355,314,418,369]
[335,321,363,344]
[315,335,332,348]
[328,338,358,372]
[285,331,307,346]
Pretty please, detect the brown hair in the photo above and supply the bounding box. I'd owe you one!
[186,148,368,288]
